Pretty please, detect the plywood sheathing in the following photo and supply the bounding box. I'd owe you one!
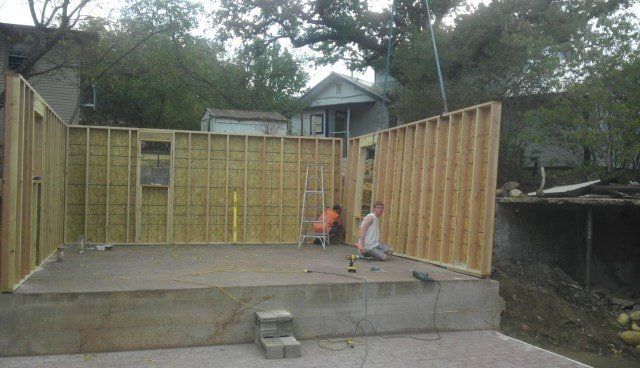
[62,128,341,245]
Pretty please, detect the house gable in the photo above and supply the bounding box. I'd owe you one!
[302,73,385,108]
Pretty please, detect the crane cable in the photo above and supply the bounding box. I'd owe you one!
[378,0,398,132]
[378,0,448,132]
[423,0,448,113]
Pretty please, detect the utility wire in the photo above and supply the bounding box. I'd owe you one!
[423,0,448,113]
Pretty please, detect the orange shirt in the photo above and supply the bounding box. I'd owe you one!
[313,209,340,233]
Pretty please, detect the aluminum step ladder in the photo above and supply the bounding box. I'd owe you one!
[297,163,328,250]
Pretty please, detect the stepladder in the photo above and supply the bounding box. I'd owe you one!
[298,163,328,250]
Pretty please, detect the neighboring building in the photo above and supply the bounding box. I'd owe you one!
[200,108,289,136]
[291,72,390,154]
[0,22,94,174]
[0,22,94,124]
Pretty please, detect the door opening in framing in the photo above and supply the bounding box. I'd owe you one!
[360,146,376,218]
[136,132,174,244]
[32,112,44,265]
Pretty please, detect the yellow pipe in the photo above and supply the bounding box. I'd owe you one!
[233,189,238,244]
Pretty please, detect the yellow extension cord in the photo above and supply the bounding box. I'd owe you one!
[170,264,365,347]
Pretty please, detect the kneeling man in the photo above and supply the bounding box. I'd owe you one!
[355,201,393,261]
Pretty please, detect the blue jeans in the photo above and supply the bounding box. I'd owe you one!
[364,243,393,261]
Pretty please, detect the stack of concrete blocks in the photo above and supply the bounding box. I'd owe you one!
[255,310,301,359]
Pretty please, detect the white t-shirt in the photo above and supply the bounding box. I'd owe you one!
[360,213,380,251]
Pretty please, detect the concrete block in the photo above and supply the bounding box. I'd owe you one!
[272,309,294,336]
[279,336,301,358]
[256,311,278,323]
[259,337,284,359]
[271,310,293,321]
[255,311,278,338]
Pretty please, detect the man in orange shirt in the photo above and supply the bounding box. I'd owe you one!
[313,205,343,244]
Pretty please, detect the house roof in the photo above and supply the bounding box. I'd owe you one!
[301,72,387,103]
[0,22,98,45]
[205,108,287,122]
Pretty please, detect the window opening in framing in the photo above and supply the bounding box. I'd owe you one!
[140,140,171,186]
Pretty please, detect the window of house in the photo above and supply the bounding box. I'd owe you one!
[335,111,348,156]
[140,141,171,186]
[8,42,28,70]
[311,114,324,135]
[335,82,342,94]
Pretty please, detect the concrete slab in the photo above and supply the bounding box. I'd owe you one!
[0,330,590,368]
[14,244,477,293]
[0,244,503,356]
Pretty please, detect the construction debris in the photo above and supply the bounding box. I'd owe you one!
[497,181,520,197]
[503,181,520,192]
[509,189,523,198]
[527,179,601,197]
[498,177,640,203]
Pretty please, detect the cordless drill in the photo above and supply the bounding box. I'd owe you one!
[346,254,357,273]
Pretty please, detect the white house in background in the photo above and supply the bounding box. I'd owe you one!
[200,108,289,136]
[291,72,390,155]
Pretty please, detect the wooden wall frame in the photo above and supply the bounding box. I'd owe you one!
[0,73,342,291]
[1,73,66,291]
[344,101,502,276]
[63,128,341,246]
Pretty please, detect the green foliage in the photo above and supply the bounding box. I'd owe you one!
[215,0,639,181]
[79,0,307,129]
[525,11,640,175]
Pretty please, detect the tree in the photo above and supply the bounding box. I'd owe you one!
[19,0,92,77]
[525,12,640,176]
[80,0,307,129]
[215,0,633,116]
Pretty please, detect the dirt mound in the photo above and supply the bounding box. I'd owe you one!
[493,259,640,366]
